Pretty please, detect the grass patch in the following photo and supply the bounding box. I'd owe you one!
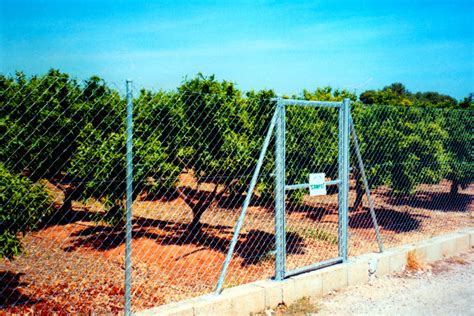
[448,256,468,265]
[223,275,246,289]
[283,297,320,315]
[289,227,338,245]
[255,297,320,315]
[406,250,424,271]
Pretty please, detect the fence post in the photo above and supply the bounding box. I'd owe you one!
[124,80,133,315]
[274,100,286,280]
[338,98,350,261]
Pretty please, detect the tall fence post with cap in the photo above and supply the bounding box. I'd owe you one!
[124,79,133,315]
[274,99,286,280]
[338,98,350,261]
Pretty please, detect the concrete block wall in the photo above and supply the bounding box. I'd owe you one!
[137,229,473,316]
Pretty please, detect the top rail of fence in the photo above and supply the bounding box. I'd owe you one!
[273,98,343,108]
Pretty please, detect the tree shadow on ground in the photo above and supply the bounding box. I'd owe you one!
[349,206,425,233]
[286,202,337,222]
[37,207,94,230]
[236,230,305,266]
[138,189,180,202]
[175,186,254,211]
[386,191,472,213]
[62,217,306,267]
[42,184,305,265]
[0,272,38,307]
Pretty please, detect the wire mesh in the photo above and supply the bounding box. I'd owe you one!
[128,86,278,310]
[1,73,127,313]
[348,103,473,256]
[0,72,472,313]
[284,104,341,272]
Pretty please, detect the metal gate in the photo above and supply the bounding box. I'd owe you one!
[215,97,382,292]
[275,98,350,279]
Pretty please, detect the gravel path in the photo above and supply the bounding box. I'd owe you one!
[316,250,474,316]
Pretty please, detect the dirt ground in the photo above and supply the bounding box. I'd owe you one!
[260,249,474,315]
[314,249,474,316]
[0,179,472,313]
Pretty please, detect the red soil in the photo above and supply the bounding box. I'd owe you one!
[1,180,472,313]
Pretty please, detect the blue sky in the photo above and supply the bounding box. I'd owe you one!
[1,0,473,98]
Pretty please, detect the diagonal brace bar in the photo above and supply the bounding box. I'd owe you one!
[349,114,384,252]
[215,106,279,294]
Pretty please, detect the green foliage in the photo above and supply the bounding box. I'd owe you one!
[353,103,450,193]
[302,86,357,102]
[0,70,81,179]
[412,91,458,108]
[284,87,356,203]
[68,126,125,200]
[443,109,474,193]
[178,74,251,180]
[459,93,474,109]
[391,107,449,192]
[360,83,459,108]
[1,70,472,237]
[0,70,130,225]
[358,83,472,193]
[0,163,52,259]
[0,70,122,180]
[360,83,413,106]
[245,89,277,198]
[177,74,277,197]
[68,123,181,223]
[134,89,188,196]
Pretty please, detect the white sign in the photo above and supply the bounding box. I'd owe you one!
[309,173,326,196]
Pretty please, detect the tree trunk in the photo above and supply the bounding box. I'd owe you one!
[352,168,365,211]
[180,180,237,234]
[60,186,74,212]
[186,183,220,234]
[189,206,206,234]
[353,184,364,211]
[104,201,124,226]
[450,179,459,195]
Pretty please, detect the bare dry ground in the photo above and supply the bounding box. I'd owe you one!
[0,179,472,313]
[257,249,474,316]
[314,249,474,316]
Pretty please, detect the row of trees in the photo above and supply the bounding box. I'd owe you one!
[1,70,472,259]
[357,84,472,194]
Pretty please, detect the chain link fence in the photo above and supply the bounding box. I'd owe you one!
[1,72,472,313]
[348,103,473,254]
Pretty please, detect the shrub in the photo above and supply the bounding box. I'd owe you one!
[68,121,182,224]
[0,70,82,179]
[0,163,52,259]
[352,103,449,194]
[134,89,187,197]
[444,108,474,194]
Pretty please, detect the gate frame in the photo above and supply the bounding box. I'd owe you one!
[275,98,350,279]
[215,97,382,293]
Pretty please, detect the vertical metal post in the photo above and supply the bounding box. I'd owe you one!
[274,100,286,280]
[349,115,384,252]
[124,80,133,315]
[338,98,350,261]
